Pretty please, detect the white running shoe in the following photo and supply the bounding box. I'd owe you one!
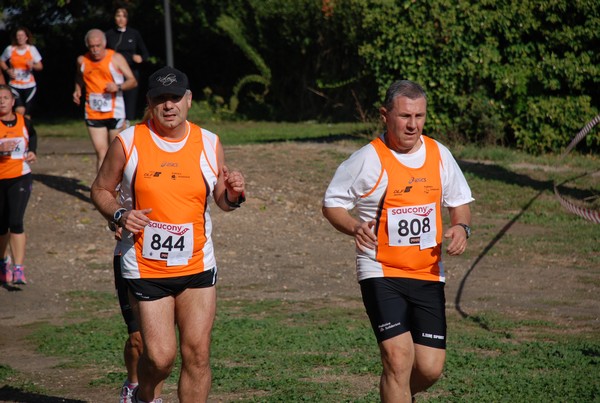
[120,381,136,403]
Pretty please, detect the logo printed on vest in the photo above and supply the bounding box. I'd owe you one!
[390,206,434,217]
[408,176,426,184]
[147,221,190,236]
[144,171,162,178]
[393,186,412,195]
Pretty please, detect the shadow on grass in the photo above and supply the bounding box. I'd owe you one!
[255,131,372,144]
[0,385,85,402]
[32,174,91,204]
[454,188,545,328]
[458,160,598,201]
[453,160,598,328]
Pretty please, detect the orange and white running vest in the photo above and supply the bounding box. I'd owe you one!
[0,114,32,179]
[5,45,39,89]
[371,135,444,281]
[118,121,220,279]
[80,49,125,120]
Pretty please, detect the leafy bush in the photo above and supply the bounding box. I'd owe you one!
[3,0,598,152]
[512,96,599,154]
[356,0,599,153]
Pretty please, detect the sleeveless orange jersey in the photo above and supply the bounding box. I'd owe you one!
[0,114,32,179]
[120,121,220,279]
[6,46,37,88]
[80,49,125,120]
[371,135,444,281]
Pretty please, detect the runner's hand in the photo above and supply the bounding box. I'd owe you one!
[444,226,468,256]
[25,151,37,163]
[222,165,245,196]
[354,220,377,252]
[121,208,152,234]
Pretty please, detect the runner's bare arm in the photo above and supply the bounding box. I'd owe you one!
[91,138,125,219]
[31,59,43,71]
[73,56,84,105]
[213,141,245,212]
[444,204,471,255]
[105,52,137,93]
[322,206,377,251]
[91,138,152,233]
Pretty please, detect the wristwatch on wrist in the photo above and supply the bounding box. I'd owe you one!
[113,208,127,226]
[456,223,471,239]
[224,190,246,209]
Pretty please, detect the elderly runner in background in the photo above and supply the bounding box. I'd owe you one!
[73,28,137,172]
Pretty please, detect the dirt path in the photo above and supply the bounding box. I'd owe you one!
[0,137,597,402]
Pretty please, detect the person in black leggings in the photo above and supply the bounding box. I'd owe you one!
[0,84,37,285]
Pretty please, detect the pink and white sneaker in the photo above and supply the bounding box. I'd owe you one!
[0,258,12,285]
[12,265,26,285]
[120,381,136,403]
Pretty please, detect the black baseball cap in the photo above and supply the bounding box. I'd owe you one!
[147,66,189,99]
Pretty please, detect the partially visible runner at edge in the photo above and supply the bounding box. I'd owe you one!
[0,84,37,286]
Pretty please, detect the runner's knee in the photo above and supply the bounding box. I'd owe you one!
[180,340,211,369]
[413,363,443,387]
[126,331,143,356]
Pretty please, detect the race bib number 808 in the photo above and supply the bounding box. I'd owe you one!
[387,202,437,250]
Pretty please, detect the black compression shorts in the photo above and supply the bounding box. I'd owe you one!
[113,255,139,334]
[125,267,218,302]
[0,173,32,234]
[11,86,36,116]
[85,118,125,130]
[360,277,447,348]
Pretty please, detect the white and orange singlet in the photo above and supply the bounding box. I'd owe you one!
[1,45,42,89]
[80,49,125,120]
[117,120,220,279]
[0,114,32,179]
[371,135,443,281]
[322,134,474,283]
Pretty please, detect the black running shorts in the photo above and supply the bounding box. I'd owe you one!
[0,173,32,234]
[359,277,447,348]
[113,255,139,334]
[126,267,218,302]
[85,118,125,130]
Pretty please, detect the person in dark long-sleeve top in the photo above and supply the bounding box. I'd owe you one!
[105,7,149,123]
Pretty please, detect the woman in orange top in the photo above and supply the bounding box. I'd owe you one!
[0,85,37,285]
[0,27,43,119]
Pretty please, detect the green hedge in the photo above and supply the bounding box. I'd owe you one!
[3,0,597,153]
[216,0,598,152]
[355,0,599,153]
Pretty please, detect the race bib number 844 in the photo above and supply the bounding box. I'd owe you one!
[142,221,193,266]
